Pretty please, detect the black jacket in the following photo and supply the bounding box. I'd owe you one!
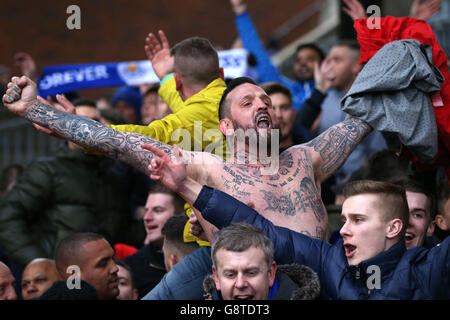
[0,146,148,266]
[123,243,167,299]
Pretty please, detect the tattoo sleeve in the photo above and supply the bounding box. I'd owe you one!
[24,101,173,175]
[306,117,372,181]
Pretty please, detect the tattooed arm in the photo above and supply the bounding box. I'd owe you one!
[304,116,372,183]
[2,76,177,175]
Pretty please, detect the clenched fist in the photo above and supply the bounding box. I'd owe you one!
[2,76,38,117]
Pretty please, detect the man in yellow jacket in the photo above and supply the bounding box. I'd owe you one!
[110,31,227,159]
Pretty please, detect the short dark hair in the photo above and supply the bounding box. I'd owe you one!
[343,180,410,238]
[162,215,198,257]
[171,37,220,87]
[260,82,292,104]
[295,43,325,61]
[359,149,409,182]
[390,177,437,221]
[114,259,136,289]
[335,39,360,51]
[143,85,160,98]
[148,184,185,215]
[218,77,258,120]
[211,222,274,270]
[333,39,360,62]
[72,98,97,108]
[54,232,105,277]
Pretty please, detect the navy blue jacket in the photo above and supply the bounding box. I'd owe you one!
[194,186,450,299]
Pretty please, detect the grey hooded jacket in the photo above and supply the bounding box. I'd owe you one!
[341,39,444,164]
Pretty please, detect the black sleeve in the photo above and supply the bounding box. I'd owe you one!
[295,89,327,130]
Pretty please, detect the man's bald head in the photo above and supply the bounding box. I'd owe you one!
[22,258,61,300]
[54,232,105,279]
[0,261,17,300]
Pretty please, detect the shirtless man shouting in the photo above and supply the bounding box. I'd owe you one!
[3,76,372,240]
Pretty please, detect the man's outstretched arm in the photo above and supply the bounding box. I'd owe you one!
[2,76,173,175]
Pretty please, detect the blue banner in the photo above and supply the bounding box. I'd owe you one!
[37,48,249,97]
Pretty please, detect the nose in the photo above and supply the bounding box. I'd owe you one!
[111,262,119,275]
[234,274,248,289]
[340,221,351,238]
[274,108,282,119]
[408,214,415,226]
[27,283,38,294]
[143,209,153,221]
[256,98,268,112]
[6,287,17,300]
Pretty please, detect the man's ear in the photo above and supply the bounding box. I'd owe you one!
[219,119,234,136]
[435,215,449,231]
[268,261,277,287]
[426,219,436,237]
[132,288,139,300]
[212,265,221,291]
[386,218,403,239]
[219,67,224,80]
[352,62,363,76]
[170,254,179,268]
[174,73,183,92]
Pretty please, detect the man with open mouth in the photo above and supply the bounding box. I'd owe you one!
[143,151,449,299]
[391,177,437,249]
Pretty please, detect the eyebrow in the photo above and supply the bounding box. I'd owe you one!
[95,256,111,267]
[410,208,427,215]
[341,213,366,220]
[239,94,255,101]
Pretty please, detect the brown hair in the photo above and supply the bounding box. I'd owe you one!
[171,37,220,88]
[211,222,274,270]
[260,82,292,104]
[148,184,185,215]
[343,180,409,238]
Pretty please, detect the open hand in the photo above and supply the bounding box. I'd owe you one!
[410,0,440,20]
[144,30,174,80]
[342,0,367,21]
[230,0,247,15]
[313,60,332,94]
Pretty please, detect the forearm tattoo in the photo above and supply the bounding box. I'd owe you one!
[24,101,172,174]
[306,117,372,178]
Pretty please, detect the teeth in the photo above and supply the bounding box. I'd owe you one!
[235,296,251,300]
[405,233,414,240]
